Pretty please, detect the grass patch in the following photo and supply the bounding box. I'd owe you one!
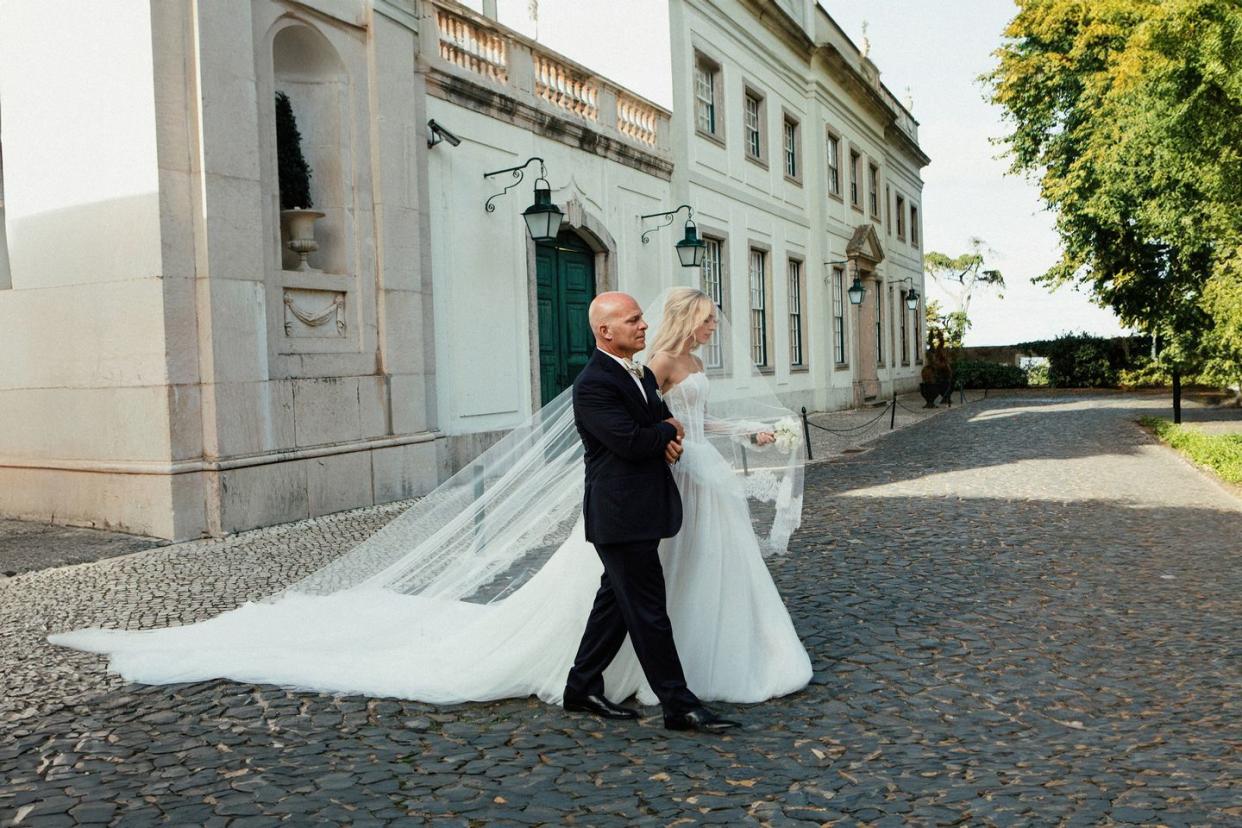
[1139,416,1242,484]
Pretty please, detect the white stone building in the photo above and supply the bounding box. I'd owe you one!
[0,0,927,540]
[420,1,678,458]
[0,0,437,539]
[668,0,930,411]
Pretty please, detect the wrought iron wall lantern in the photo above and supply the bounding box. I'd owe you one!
[827,259,865,305]
[896,276,921,310]
[640,204,706,268]
[483,156,563,243]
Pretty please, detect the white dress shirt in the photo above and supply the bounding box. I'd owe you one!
[598,348,647,403]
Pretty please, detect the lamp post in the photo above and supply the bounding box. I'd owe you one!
[641,204,706,267]
[483,157,563,243]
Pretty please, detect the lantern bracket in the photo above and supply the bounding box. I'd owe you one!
[483,157,547,214]
[640,204,695,244]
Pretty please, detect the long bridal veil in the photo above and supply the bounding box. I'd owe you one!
[50,288,807,695]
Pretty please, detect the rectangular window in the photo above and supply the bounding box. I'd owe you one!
[875,284,884,366]
[900,290,910,364]
[885,184,892,234]
[826,132,841,197]
[915,297,923,363]
[744,92,763,161]
[701,237,726,369]
[694,54,721,139]
[888,286,897,367]
[783,116,799,180]
[749,249,767,367]
[869,163,880,217]
[910,205,920,246]
[896,194,906,239]
[849,150,861,208]
[788,259,804,367]
[832,267,846,365]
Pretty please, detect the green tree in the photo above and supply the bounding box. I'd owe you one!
[986,0,1242,415]
[1200,267,1242,403]
[924,299,968,350]
[922,238,1004,347]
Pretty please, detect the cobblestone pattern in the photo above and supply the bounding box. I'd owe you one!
[1,394,1239,826]
[0,522,166,578]
[0,505,409,724]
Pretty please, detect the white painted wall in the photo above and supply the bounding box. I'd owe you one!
[425,96,675,436]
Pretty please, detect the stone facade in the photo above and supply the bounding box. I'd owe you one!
[0,0,439,539]
[0,0,927,540]
[669,0,930,411]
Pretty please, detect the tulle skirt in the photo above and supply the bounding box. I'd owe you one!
[51,440,812,706]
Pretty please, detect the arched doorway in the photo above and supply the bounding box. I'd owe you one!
[535,230,596,406]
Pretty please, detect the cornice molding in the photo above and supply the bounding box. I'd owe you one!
[424,66,674,180]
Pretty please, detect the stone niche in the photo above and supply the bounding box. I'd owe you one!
[254,7,379,379]
[272,24,347,275]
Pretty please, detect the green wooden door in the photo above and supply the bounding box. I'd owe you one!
[536,233,595,406]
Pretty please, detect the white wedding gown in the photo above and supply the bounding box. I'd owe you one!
[51,372,812,707]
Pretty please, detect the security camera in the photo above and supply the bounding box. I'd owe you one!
[427,119,462,148]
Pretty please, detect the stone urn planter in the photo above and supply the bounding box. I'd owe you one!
[280,208,324,271]
[918,382,940,408]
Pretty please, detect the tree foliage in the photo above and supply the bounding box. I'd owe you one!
[987,0,1242,391]
[924,299,968,350]
[922,238,1004,347]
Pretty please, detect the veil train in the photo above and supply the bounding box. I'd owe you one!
[49,288,808,702]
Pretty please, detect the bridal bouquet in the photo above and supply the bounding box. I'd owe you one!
[772,417,802,454]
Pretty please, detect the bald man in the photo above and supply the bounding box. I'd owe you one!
[563,292,740,733]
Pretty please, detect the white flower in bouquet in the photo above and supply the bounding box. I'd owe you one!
[772,417,802,453]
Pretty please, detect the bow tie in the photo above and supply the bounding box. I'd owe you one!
[622,358,646,379]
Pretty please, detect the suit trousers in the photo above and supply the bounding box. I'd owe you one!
[565,539,700,715]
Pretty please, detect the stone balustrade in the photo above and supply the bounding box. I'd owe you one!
[435,5,508,82]
[534,55,599,121]
[426,1,670,157]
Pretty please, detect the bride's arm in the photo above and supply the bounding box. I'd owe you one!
[704,409,776,445]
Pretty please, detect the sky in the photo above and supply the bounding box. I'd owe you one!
[465,0,1132,346]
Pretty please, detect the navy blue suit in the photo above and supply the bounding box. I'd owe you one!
[565,350,700,714]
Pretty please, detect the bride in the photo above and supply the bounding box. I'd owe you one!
[50,288,812,709]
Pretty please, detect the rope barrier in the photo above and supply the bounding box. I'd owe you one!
[804,402,894,435]
[797,385,1018,461]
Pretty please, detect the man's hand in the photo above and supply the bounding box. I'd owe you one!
[753,431,776,446]
[664,417,685,441]
[664,437,684,465]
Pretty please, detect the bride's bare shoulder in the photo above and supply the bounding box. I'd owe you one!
[647,351,675,386]
[649,351,694,392]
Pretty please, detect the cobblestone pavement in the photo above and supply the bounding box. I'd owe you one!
[0,522,166,578]
[2,393,1239,826]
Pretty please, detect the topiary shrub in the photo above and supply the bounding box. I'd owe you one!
[275,91,313,210]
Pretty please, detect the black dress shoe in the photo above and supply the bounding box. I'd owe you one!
[563,693,639,720]
[663,706,741,733]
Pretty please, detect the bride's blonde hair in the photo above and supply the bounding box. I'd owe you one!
[648,287,716,356]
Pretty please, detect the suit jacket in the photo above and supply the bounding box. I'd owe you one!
[573,349,683,544]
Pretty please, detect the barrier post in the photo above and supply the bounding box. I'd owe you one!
[801,406,813,461]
